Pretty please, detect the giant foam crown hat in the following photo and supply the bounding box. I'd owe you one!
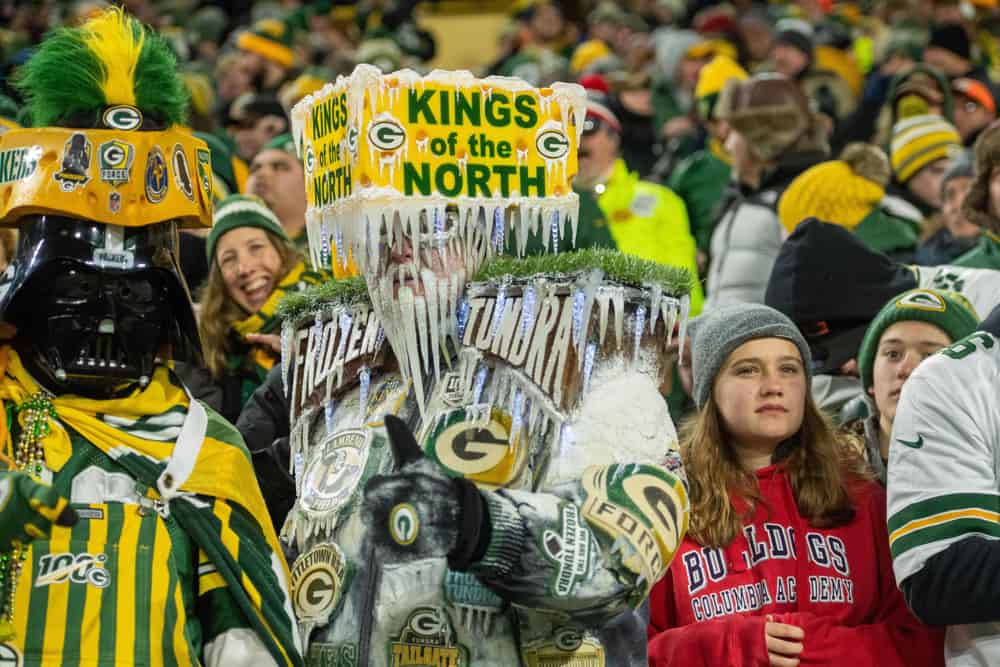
[1,8,213,228]
[0,9,213,360]
[290,65,587,275]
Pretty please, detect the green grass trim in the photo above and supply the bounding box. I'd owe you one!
[474,248,693,296]
[276,277,371,323]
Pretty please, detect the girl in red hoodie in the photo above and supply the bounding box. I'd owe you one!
[648,304,943,667]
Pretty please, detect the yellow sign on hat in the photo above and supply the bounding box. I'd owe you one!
[0,127,213,228]
[292,65,585,270]
[296,67,583,207]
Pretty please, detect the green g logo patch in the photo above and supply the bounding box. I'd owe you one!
[389,503,419,545]
[196,148,212,202]
[101,105,142,131]
[535,129,569,160]
[369,119,406,151]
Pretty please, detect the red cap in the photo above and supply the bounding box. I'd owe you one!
[578,73,610,95]
[584,100,622,134]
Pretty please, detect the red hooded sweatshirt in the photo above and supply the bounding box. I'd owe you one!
[647,463,943,666]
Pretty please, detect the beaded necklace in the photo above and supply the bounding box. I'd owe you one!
[0,392,57,641]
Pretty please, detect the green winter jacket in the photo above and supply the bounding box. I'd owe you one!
[852,207,920,261]
[953,231,1000,270]
[667,146,731,254]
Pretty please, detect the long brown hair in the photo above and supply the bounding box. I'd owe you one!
[197,230,300,380]
[680,391,869,549]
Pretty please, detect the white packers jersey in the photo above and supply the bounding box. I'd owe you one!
[888,330,1000,666]
[911,264,1000,319]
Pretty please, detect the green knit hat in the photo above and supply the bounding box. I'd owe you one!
[262,132,296,155]
[858,288,978,391]
[206,194,289,262]
[236,18,297,68]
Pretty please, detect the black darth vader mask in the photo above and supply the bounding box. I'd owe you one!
[0,216,201,398]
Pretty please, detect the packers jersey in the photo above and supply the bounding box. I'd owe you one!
[887,330,1000,666]
[5,422,250,667]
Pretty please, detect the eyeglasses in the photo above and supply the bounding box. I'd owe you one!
[582,116,605,136]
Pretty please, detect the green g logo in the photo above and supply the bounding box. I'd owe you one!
[389,503,419,545]
[368,120,406,151]
[536,129,569,160]
[102,105,143,131]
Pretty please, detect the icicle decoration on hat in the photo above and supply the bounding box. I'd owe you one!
[292,65,587,415]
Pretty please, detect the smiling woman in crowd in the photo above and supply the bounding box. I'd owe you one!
[647,303,943,667]
[187,194,325,422]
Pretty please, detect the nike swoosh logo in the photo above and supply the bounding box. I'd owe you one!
[897,435,924,449]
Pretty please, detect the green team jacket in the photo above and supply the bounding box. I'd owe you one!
[852,207,920,260]
[667,148,731,255]
[7,404,300,667]
[953,230,1000,270]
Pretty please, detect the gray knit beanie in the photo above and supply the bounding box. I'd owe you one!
[691,303,813,409]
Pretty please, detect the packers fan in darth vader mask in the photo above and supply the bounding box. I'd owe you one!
[0,9,303,667]
[0,33,206,398]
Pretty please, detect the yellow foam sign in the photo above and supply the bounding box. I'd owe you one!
[297,67,584,209]
[0,127,212,228]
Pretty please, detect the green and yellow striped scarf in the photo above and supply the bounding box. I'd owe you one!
[230,261,327,377]
[0,347,303,666]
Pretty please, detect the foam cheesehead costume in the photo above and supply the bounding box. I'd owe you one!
[286,66,694,663]
[292,65,589,413]
[0,9,212,397]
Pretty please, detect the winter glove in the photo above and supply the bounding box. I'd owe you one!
[0,468,77,552]
[362,415,490,570]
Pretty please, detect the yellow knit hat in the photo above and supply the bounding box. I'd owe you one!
[695,54,748,120]
[778,143,890,234]
[571,39,613,74]
[890,115,962,183]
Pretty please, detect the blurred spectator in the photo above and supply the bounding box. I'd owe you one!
[779,143,919,261]
[924,22,993,89]
[226,92,289,162]
[771,18,815,80]
[566,99,705,312]
[245,134,310,259]
[587,1,627,47]
[916,154,981,264]
[277,69,330,114]
[184,195,325,423]
[214,51,253,112]
[188,5,227,65]
[737,8,774,69]
[181,70,216,133]
[956,120,1000,267]
[667,54,748,267]
[236,18,300,94]
[853,288,978,483]
[952,77,997,146]
[888,114,963,223]
[705,73,830,309]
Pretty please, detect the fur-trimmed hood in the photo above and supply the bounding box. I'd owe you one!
[963,120,1000,231]
[717,73,829,163]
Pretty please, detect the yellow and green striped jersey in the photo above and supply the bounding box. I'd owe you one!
[8,428,249,667]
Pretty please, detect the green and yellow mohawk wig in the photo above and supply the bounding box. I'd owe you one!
[16,7,188,128]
